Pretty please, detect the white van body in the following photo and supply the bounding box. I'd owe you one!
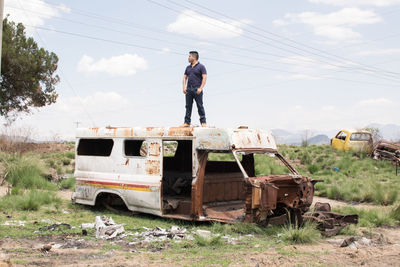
[72,126,314,224]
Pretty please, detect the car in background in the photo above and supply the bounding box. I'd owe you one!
[331,130,373,153]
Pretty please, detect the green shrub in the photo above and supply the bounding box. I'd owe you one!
[64,152,75,159]
[62,158,71,166]
[334,206,396,227]
[307,164,319,174]
[0,190,62,211]
[5,156,56,190]
[391,205,400,222]
[281,223,321,244]
[59,177,75,190]
[194,234,223,247]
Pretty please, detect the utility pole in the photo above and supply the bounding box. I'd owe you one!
[0,0,4,79]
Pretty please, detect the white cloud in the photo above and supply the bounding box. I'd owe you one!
[356,98,392,106]
[4,0,70,33]
[308,0,400,6]
[358,48,400,56]
[274,55,355,80]
[167,10,250,39]
[274,8,382,40]
[77,54,148,76]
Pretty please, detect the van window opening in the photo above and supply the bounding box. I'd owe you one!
[124,140,147,157]
[163,141,178,157]
[77,139,114,156]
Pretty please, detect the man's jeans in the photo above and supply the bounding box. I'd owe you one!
[184,87,206,124]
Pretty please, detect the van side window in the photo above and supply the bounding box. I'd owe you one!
[77,139,114,156]
[125,140,147,157]
[350,133,371,141]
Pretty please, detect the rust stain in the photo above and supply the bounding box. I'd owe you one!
[168,127,193,136]
[148,142,161,156]
[145,160,160,175]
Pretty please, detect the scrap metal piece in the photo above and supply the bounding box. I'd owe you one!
[303,202,358,237]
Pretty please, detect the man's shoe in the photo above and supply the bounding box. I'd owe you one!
[201,123,207,127]
[182,123,190,127]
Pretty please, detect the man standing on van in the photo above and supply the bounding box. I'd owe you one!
[182,51,207,127]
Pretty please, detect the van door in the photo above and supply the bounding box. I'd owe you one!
[331,131,347,151]
[122,138,163,214]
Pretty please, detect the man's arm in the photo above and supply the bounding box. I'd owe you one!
[197,74,207,94]
[183,74,187,94]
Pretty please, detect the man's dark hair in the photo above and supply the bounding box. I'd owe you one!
[189,51,199,60]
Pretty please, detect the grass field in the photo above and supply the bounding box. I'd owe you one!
[0,143,400,266]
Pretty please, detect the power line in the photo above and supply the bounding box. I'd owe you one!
[28,24,400,88]
[181,0,400,77]
[156,0,400,81]
[13,0,400,82]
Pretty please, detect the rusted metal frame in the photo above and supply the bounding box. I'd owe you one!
[275,153,299,175]
[232,150,249,178]
[191,150,208,218]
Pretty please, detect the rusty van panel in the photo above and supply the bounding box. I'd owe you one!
[148,142,161,156]
[168,127,194,137]
[231,129,276,150]
[145,160,160,175]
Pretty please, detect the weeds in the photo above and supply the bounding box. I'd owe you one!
[0,190,61,211]
[4,155,56,190]
[333,206,397,227]
[194,234,223,247]
[280,223,321,244]
[59,177,75,190]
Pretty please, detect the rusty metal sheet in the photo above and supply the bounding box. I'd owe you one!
[148,142,161,156]
[303,202,359,237]
[145,160,160,175]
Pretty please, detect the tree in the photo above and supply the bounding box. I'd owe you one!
[1,17,59,122]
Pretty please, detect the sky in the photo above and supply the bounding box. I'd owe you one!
[2,0,400,140]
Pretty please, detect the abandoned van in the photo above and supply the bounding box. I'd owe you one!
[72,126,315,225]
[331,130,373,153]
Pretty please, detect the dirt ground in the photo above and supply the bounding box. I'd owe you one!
[0,192,399,266]
[0,227,399,266]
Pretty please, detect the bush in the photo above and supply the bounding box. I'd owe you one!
[64,152,75,159]
[5,156,56,190]
[307,164,319,174]
[59,177,75,190]
[62,158,71,166]
[0,190,62,211]
[194,234,223,247]
[334,206,396,227]
[281,223,321,244]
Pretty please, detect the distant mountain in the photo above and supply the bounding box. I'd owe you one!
[308,134,330,145]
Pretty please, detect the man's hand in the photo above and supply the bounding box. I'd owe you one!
[183,87,187,94]
[196,88,202,95]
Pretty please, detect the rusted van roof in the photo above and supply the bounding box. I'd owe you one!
[75,126,277,151]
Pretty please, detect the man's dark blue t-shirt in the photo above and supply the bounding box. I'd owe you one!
[184,62,207,88]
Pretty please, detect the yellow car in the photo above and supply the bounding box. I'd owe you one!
[331,130,373,153]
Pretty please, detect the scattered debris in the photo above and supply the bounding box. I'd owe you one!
[3,220,26,226]
[81,223,95,229]
[39,223,71,232]
[41,243,54,252]
[304,202,358,237]
[129,226,191,245]
[373,140,400,162]
[94,216,125,240]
